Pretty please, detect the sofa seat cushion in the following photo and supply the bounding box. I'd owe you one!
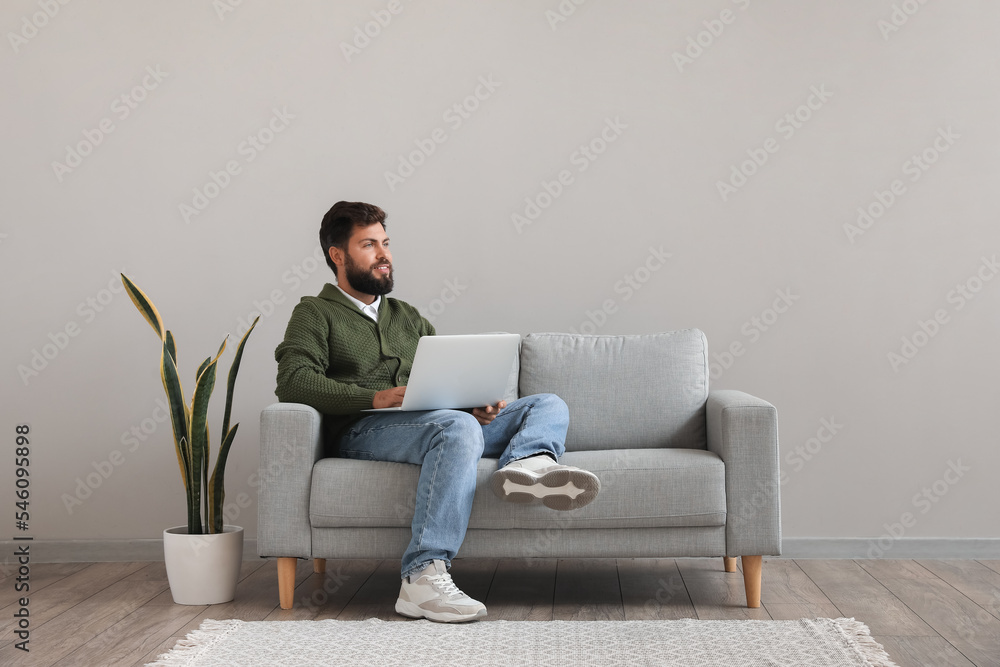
[309,448,726,531]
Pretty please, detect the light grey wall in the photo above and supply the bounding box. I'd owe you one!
[2,1,997,553]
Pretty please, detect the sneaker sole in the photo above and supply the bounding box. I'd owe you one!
[394,598,487,623]
[490,468,600,511]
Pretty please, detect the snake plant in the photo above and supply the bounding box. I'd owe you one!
[121,274,258,535]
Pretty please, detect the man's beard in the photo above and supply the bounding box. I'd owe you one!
[343,251,394,296]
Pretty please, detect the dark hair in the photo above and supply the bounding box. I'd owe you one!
[319,201,387,276]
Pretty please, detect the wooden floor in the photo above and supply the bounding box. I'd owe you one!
[1,557,998,666]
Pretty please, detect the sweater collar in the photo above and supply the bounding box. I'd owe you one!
[336,284,381,315]
[318,282,384,316]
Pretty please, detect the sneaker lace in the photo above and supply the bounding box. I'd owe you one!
[426,571,463,599]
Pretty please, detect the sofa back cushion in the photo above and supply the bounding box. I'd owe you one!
[517,330,709,451]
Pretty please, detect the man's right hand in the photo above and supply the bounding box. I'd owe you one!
[372,386,406,409]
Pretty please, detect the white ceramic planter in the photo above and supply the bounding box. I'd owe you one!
[163,525,244,605]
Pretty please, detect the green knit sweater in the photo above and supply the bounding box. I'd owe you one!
[274,283,435,444]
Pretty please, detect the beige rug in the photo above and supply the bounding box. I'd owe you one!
[148,617,898,666]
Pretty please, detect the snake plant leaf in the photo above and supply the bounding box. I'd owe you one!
[195,341,226,453]
[208,424,239,533]
[165,330,178,367]
[121,274,165,341]
[222,316,258,443]
[196,356,211,382]
[124,275,257,535]
[188,342,226,535]
[198,339,226,515]
[203,424,210,531]
[159,335,189,490]
[195,337,226,392]
[177,435,198,533]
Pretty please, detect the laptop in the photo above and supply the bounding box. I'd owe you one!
[361,333,521,412]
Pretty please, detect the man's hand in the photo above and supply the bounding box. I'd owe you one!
[472,400,506,426]
[372,386,406,409]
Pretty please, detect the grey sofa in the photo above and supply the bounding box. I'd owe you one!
[258,330,781,609]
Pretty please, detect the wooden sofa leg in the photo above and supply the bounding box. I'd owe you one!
[314,558,326,574]
[742,555,762,608]
[278,557,297,610]
[723,557,737,573]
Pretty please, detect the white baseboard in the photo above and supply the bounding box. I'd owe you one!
[780,537,1000,559]
[0,538,262,564]
[2,537,998,564]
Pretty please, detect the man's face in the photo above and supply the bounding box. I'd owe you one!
[340,223,393,296]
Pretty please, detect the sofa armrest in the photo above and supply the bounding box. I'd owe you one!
[258,402,324,559]
[706,390,782,557]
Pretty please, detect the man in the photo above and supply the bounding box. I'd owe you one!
[274,201,601,623]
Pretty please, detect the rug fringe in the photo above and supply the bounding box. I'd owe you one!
[145,619,242,666]
[831,617,900,667]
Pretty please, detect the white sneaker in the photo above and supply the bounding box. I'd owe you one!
[395,560,487,623]
[490,453,601,511]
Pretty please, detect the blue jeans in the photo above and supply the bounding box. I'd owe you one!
[336,393,568,579]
